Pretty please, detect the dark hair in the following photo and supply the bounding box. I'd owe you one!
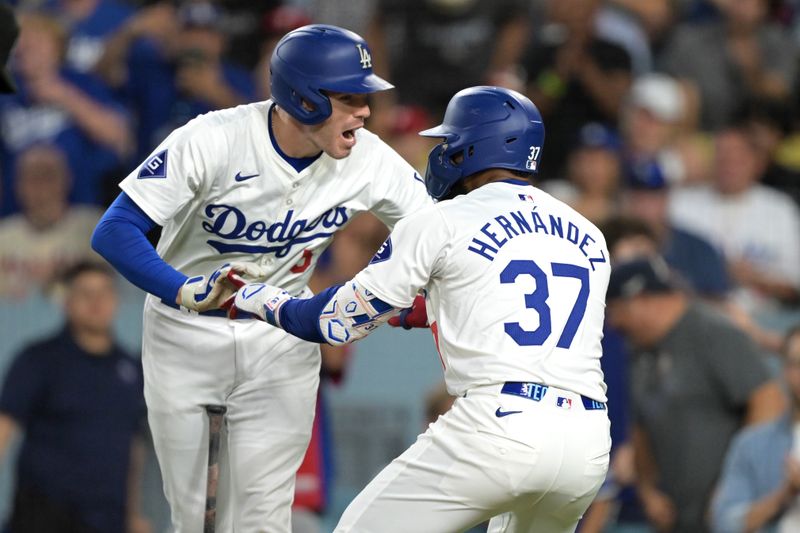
[600,215,658,254]
[60,260,115,286]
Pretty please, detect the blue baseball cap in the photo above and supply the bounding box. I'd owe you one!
[607,256,677,300]
[624,157,668,190]
[576,122,620,152]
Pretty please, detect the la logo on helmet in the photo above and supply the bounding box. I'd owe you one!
[356,43,372,69]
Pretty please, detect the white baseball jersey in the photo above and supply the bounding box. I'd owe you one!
[357,180,610,400]
[118,100,431,532]
[120,100,431,300]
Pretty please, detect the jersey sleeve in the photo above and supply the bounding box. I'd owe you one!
[366,141,433,230]
[119,122,219,226]
[355,205,450,308]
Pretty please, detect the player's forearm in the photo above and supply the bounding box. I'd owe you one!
[236,279,401,345]
[92,193,187,303]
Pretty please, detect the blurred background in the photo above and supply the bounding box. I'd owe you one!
[0,0,799,531]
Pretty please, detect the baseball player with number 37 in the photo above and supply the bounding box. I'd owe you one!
[227,86,612,533]
[91,25,431,533]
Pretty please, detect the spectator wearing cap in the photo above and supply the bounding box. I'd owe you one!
[543,122,622,224]
[0,10,132,215]
[607,256,785,533]
[711,325,800,533]
[669,124,800,319]
[96,0,256,161]
[659,0,798,130]
[621,73,710,188]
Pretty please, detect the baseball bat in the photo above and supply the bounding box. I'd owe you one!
[204,404,227,533]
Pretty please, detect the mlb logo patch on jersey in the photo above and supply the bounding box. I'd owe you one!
[556,397,572,410]
[138,149,168,179]
[369,237,392,264]
[518,193,535,202]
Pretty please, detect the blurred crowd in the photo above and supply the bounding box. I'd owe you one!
[1,0,800,531]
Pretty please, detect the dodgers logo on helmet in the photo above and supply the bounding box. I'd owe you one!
[419,86,545,200]
[269,25,393,125]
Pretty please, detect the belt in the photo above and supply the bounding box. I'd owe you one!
[159,298,257,320]
[501,382,606,411]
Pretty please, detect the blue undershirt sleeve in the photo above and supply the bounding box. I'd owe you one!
[279,285,342,344]
[91,192,188,302]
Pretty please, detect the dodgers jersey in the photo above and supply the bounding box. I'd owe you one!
[120,100,431,299]
[357,180,610,400]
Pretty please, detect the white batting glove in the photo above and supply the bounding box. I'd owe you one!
[223,282,293,325]
[179,262,269,312]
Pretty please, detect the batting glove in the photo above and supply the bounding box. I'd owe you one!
[179,262,268,312]
[388,294,428,329]
[222,282,293,325]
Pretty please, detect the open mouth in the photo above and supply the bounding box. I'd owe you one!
[342,129,356,141]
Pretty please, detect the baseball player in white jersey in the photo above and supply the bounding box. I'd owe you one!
[91,25,431,532]
[226,86,612,532]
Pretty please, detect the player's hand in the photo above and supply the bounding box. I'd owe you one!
[388,295,428,329]
[178,262,268,312]
[222,282,293,324]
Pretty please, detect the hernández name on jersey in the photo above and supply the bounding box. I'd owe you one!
[201,203,349,258]
[466,205,607,271]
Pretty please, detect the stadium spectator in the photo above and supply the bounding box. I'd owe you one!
[542,121,622,224]
[0,10,132,214]
[659,0,798,130]
[620,73,709,188]
[54,0,135,74]
[607,256,785,533]
[736,98,800,206]
[711,324,800,533]
[669,125,800,317]
[96,0,255,160]
[0,144,102,299]
[523,0,633,177]
[619,165,731,300]
[0,261,149,533]
[368,0,531,118]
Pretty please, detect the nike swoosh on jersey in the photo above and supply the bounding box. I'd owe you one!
[234,172,260,182]
[495,408,523,418]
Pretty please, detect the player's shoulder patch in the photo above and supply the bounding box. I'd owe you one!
[369,237,392,264]
[138,149,168,179]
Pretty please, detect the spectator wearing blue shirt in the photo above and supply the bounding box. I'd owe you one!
[0,11,132,215]
[95,1,256,160]
[712,325,800,533]
[54,0,136,74]
[0,261,149,533]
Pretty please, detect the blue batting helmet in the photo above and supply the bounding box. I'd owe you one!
[270,25,393,125]
[419,86,545,200]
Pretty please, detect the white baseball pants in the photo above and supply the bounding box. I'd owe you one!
[141,299,320,533]
[334,383,610,533]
